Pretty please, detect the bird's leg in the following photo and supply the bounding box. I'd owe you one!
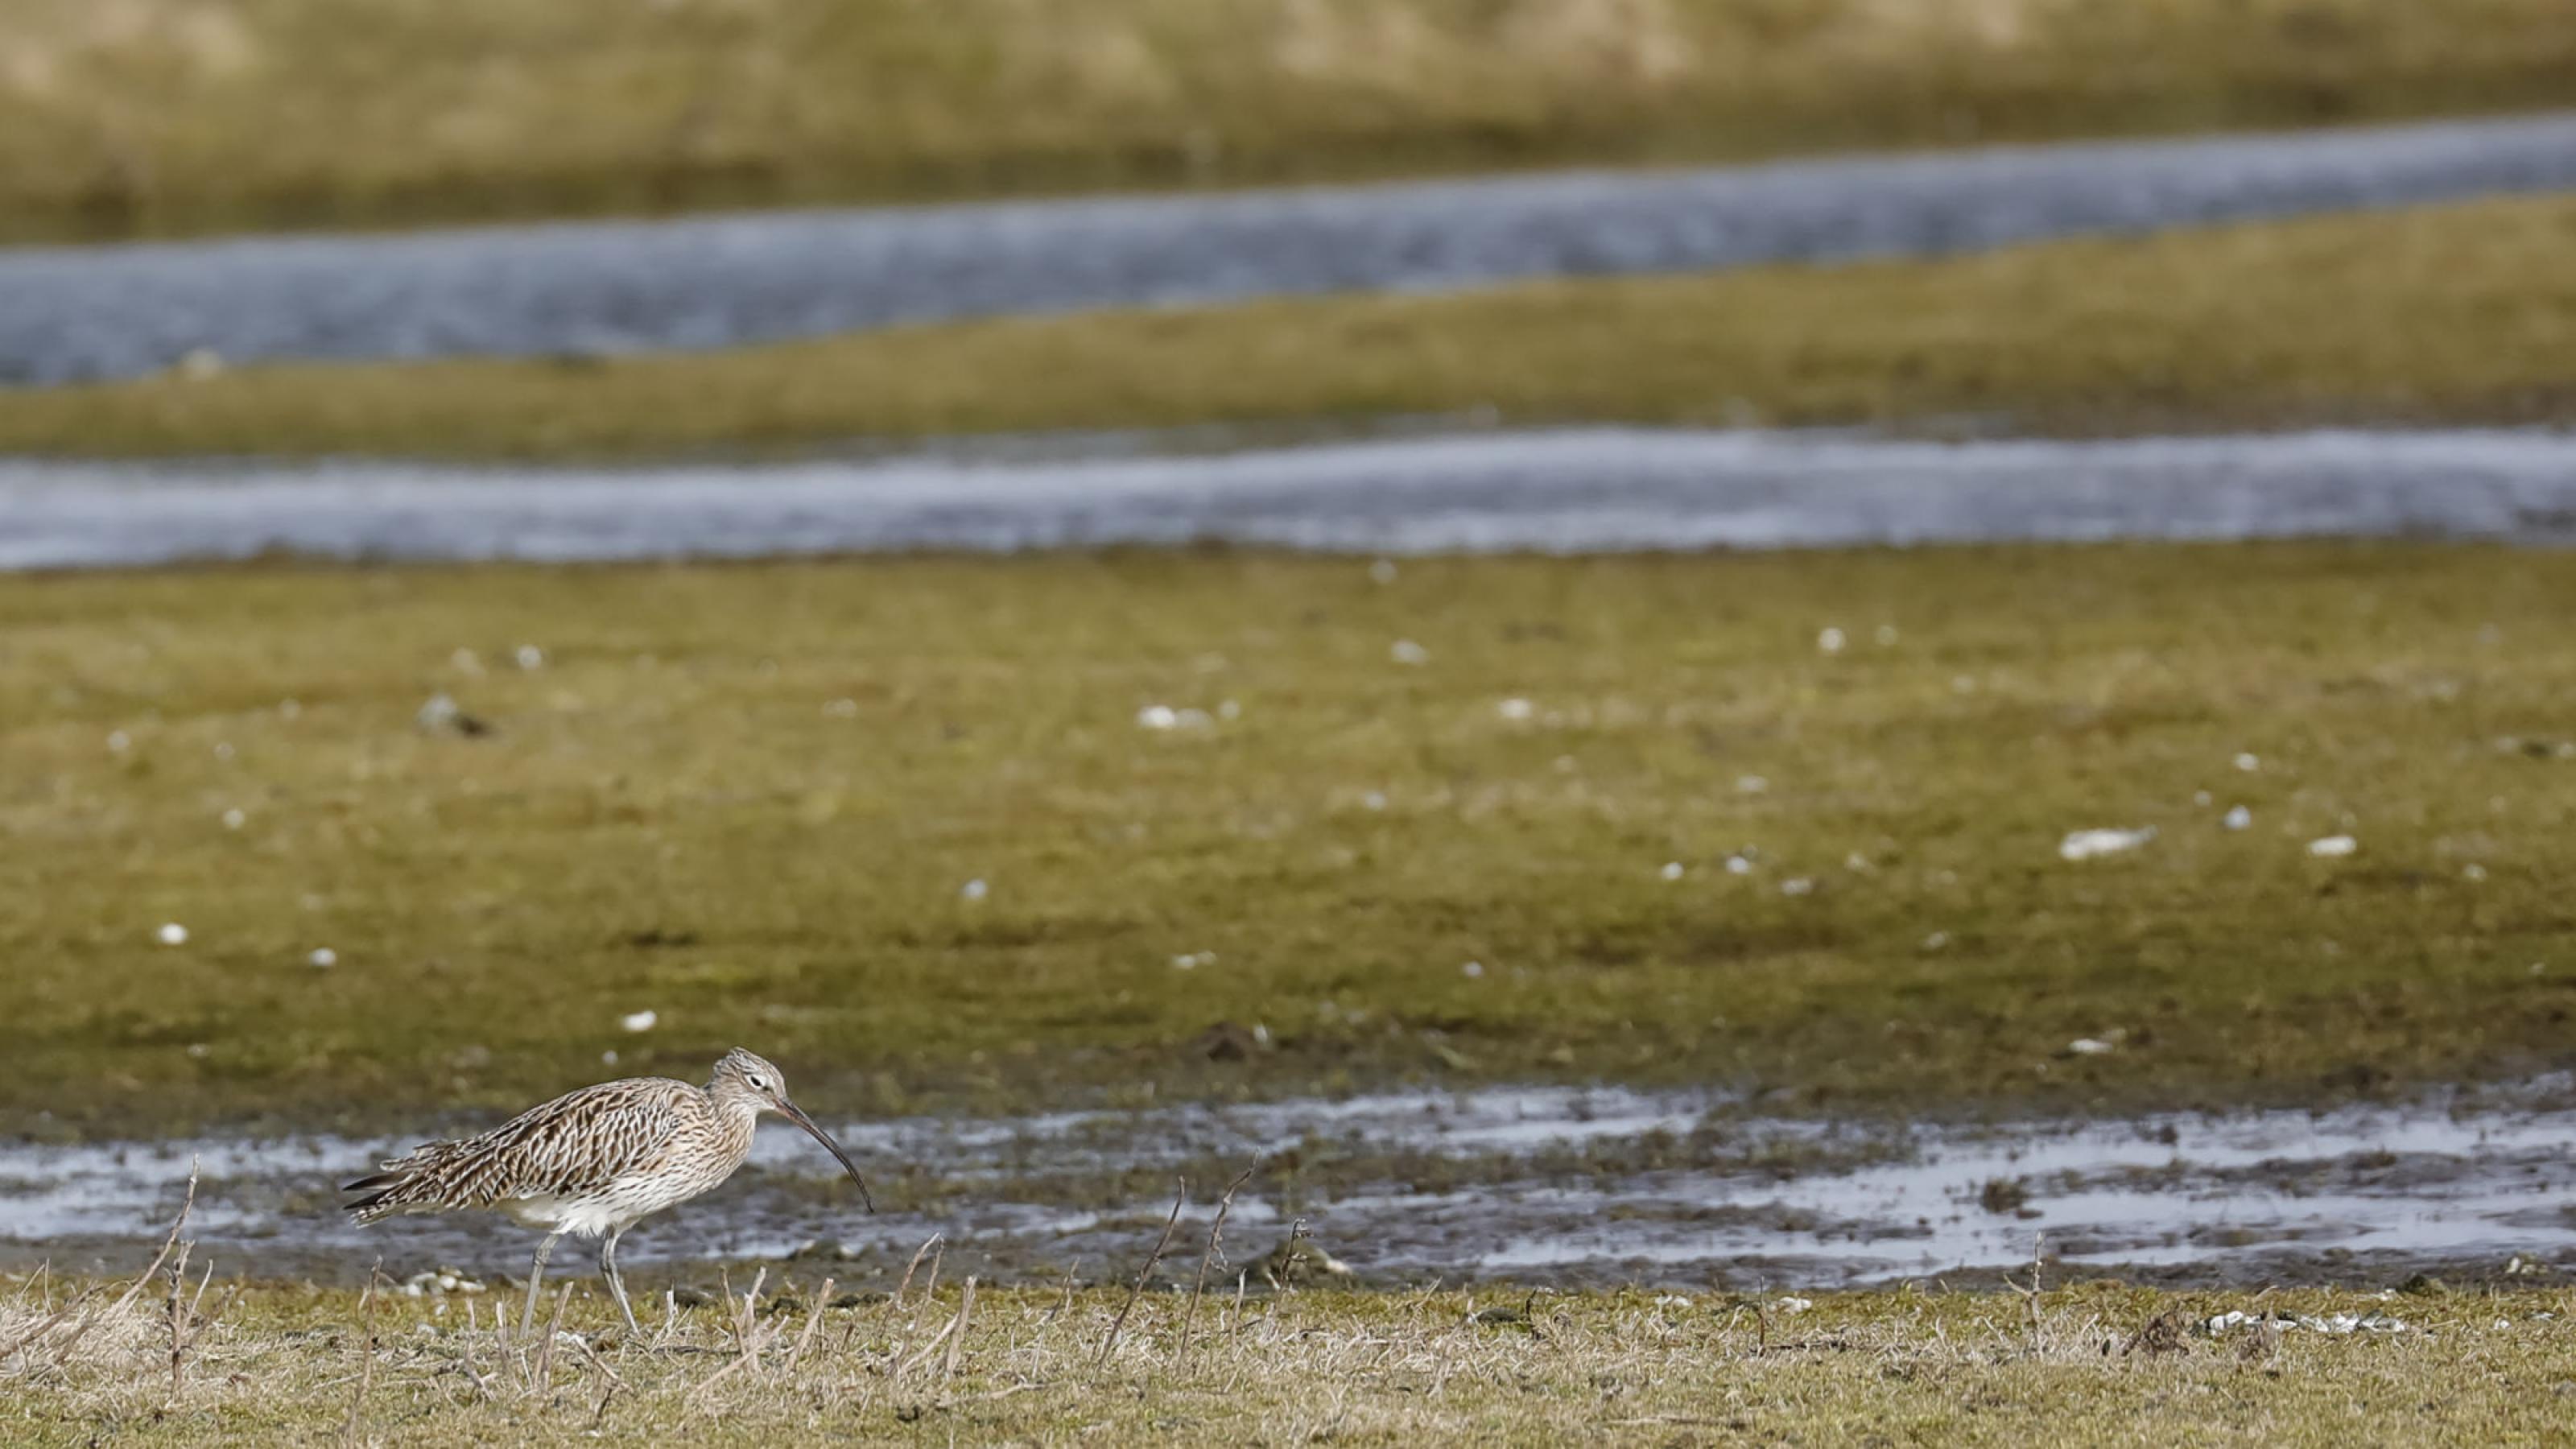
[600,1228,642,1339]
[522,1231,561,1336]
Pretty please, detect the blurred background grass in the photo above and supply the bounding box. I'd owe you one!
[8,545,2573,1137]
[7,0,2574,243]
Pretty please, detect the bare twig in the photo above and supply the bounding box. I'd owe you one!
[458,1299,496,1400]
[894,1295,966,1381]
[535,1282,572,1394]
[340,1265,380,1447]
[2015,1232,2047,1346]
[168,1257,214,1402]
[567,1327,626,1389]
[730,1268,769,1379]
[894,1235,943,1310]
[1044,1260,1080,1323]
[687,1317,784,1409]
[35,1159,202,1372]
[938,1278,976,1388]
[786,1278,833,1376]
[1181,1165,1256,1371]
[161,1235,192,1388]
[1094,1177,1187,1373]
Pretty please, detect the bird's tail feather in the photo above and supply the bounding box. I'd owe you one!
[340,1146,456,1222]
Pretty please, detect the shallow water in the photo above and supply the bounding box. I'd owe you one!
[10,427,2576,570]
[7,112,2576,385]
[6,1085,2570,1291]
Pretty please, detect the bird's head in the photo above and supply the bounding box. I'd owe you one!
[709,1047,875,1212]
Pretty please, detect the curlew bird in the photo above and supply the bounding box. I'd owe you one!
[342,1048,873,1336]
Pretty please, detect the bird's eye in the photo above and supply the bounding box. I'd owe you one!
[748,1075,767,1091]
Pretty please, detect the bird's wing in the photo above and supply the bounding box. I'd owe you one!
[398,1079,692,1209]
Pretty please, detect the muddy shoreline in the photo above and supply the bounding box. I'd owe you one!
[6,1085,2568,1294]
[9,113,2576,386]
[11,427,2576,570]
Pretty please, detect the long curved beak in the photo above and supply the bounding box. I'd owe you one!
[776,1098,876,1213]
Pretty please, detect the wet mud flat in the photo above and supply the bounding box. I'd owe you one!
[12,427,2576,569]
[3,1086,2570,1294]
[7,113,2576,386]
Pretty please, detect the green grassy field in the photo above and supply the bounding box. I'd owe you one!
[2,1274,2565,1444]
[6,0,2572,243]
[7,193,2570,460]
[6,545,2574,1139]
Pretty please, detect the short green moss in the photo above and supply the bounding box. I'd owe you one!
[2,1278,2566,1444]
[4,545,2572,1137]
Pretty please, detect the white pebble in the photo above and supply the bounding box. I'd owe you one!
[1725,855,1753,876]
[1496,698,1535,721]
[107,730,131,753]
[514,644,545,671]
[1660,861,1685,881]
[1817,627,1846,654]
[2223,805,2252,831]
[1874,625,1899,646]
[155,923,189,946]
[212,741,234,762]
[1136,704,1212,730]
[221,808,246,831]
[1780,877,1814,897]
[2068,1037,2116,1056]
[2307,834,2358,858]
[1460,960,1484,979]
[1170,951,1216,971]
[2193,791,2213,807]
[1368,559,1398,585]
[601,1050,619,1066]
[1776,1296,1812,1315]
[1361,791,1389,811]
[2463,863,2489,881]
[2234,753,2260,772]
[958,878,989,902]
[1922,931,1951,952]
[308,947,337,968]
[1389,639,1430,666]
[278,698,302,720]
[823,698,859,718]
[450,647,485,676]
[2059,826,2156,861]
[1736,774,1769,795]
[621,1009,658,1033]
[1217,699,1241,720]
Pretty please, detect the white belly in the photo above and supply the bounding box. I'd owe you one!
[500,1173,708,1238]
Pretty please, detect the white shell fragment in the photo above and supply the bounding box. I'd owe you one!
[2059,826,2156,861]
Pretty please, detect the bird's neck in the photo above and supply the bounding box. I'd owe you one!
[704,1088,762,1161]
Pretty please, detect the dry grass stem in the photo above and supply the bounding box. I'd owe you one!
[1096,1178,1190,1372]
[1182,1164,1257,1371]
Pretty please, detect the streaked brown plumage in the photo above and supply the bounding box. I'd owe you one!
[343,1047,873,1335]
